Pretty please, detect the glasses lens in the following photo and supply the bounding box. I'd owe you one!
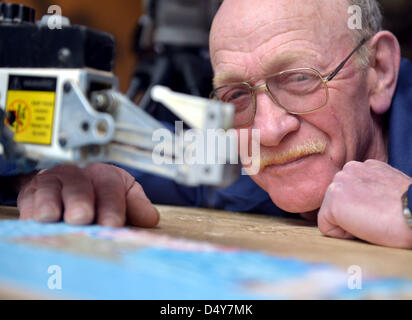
[267,69,327,113]
[212,84,254,127]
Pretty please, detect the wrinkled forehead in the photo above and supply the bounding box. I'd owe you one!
[210,0,351,80]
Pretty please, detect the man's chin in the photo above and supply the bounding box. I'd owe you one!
[247,153,336,213]
[251,176,327,213]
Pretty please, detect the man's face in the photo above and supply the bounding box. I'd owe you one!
[210,0,379,213]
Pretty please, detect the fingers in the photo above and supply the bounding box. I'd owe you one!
[88,165,159,227]
[17,184,35,220]
[318,168,412,248]
[18,172,63,222]
[318,214,356,240]
[33,173,63,222]
[17,163,159,228]
[85,164,127,228]
[125,181,159,228]
[18,165,95,225]
[58,166,95,225]
[317,182,356,240]
[85,164,159,228]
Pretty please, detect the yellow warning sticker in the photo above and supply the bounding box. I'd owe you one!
[6,90,55,145]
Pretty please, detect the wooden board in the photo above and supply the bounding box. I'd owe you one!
[1,205,412,280]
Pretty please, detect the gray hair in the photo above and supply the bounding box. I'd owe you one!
[346,0,383,67]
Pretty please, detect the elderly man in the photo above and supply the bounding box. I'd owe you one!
[7,0,412,248]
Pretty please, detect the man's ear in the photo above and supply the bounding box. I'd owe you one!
[367,31,401,115]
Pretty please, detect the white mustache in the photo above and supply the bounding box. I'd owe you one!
[260,139,327,168]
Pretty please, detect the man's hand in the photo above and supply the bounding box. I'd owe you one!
[318,160,412,249]
[17,163,159,228]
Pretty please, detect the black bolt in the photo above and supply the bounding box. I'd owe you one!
[63,82,71,93]
[59,137,67,147]
[81,121,89,132]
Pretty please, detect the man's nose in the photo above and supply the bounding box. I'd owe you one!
[252,91,300,147]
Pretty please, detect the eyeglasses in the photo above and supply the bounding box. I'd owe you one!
[210,38,369,128]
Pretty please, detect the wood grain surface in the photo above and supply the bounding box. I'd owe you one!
[1,205,412,282]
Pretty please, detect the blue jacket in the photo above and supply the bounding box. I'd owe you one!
[1,59,412,214]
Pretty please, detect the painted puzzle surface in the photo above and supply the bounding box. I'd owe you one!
[0,220,411,299]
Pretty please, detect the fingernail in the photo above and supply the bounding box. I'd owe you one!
[34,211,55,222]
[34,207,57,222]
[67,209,92,225]
[100,215,122,227]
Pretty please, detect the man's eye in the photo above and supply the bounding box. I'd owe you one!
[292,74,310,82]
[224,90,248,102]
[269,71,322,97]
[277,73,313,84]
[298,75,309,81]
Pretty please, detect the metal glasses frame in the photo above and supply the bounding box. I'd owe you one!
[210,38,369,128]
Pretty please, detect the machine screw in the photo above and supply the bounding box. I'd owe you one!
[59,137,67,147]
[81,121,90,132]
[63,82,71,93]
